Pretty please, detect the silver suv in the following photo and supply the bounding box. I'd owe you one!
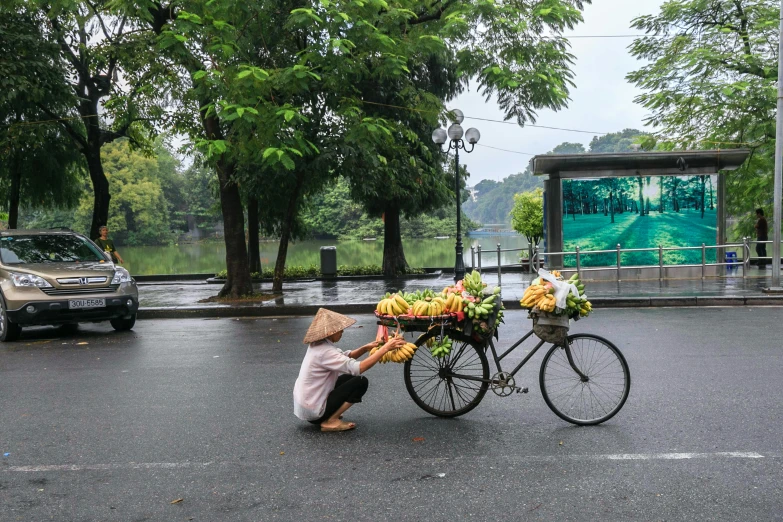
[0,230,139,341]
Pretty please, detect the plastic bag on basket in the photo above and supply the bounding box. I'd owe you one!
[537,268,580,311]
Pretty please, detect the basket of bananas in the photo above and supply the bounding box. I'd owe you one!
[520,269,592,344]
[374,290,456,331]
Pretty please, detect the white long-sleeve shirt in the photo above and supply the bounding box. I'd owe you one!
[293,340,361,421]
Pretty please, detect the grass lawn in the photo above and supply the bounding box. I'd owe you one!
[563,209,717,266]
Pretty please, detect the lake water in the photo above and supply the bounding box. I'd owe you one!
[120,235,529,275]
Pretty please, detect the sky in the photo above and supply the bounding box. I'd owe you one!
[452,0,666,184]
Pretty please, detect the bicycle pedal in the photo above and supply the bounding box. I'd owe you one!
[517,387,529,394]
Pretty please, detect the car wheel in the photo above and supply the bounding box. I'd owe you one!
[110,314,136,332]
[0,294,22,342]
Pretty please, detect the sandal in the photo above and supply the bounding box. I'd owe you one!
[321,421,356,432]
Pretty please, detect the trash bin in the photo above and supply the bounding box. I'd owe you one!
[320,246,337,277]
[725,251,738,272]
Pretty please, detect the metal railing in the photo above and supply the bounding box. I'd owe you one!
[470,238,771,286]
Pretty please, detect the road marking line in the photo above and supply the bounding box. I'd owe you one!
[3,462,214,472]
[0,452,765,473]
[601,452,764,460]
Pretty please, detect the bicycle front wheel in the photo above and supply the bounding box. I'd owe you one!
[404,332,489,417]
[539,333,630,426]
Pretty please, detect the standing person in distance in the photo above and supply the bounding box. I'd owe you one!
[95,225,124,265]
[755,208,769,268]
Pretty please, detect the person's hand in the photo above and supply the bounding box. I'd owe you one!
[382,338,405,353]
[360,341,380,351]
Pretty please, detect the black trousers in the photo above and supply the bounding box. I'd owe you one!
[757,241,768,267]
[310,375,369,424]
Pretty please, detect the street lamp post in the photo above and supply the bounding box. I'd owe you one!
[432,109,481,282]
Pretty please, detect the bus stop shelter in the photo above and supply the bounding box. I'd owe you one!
[530,149,751,267]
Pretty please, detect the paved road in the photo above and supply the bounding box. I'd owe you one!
[1,308,782,521]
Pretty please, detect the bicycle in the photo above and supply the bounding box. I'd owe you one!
[392,318,631,426]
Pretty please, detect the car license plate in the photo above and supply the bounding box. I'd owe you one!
[69,299,106,309]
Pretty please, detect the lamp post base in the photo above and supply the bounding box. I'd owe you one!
[454,245,465,282]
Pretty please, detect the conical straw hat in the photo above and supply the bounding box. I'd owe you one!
[303,308,357,344]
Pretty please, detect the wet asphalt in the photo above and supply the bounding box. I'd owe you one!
[138,267,781,309]
[1,308,782,521]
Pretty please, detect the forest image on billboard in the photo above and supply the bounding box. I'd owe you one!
[562,175,717,266]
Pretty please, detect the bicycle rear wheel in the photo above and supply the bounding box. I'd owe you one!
[403,331,489,417]
[539,333,630,426]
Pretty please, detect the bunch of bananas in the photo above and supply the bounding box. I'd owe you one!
[565,274,592,317]
[462,270,487,297]
[429,337,453,358]
[375,293,410,316]
[411,297,447,316]
[443,292,465,313]
[466,293,497,319]
[520,284,552,309]
[371,341,417,363]
[521,272,593,317]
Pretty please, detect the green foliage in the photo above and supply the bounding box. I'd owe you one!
[299,177,478,240]
[550,142,586,154]
[463,169,544,225]
[626,0,776,237]
[0,8,84,222]
[589,129,648,153]
[510,188,544,245]
[67,141,175,245]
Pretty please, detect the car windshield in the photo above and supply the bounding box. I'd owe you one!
[0,235,106,264]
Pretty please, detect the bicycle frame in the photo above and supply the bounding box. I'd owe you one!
[443,330,589,384]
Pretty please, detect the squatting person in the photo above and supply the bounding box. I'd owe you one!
[294,308,405,432]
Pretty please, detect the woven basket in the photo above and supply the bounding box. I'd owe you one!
[531,310,570,345]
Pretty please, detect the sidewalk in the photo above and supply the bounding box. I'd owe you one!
[136,267,783,319]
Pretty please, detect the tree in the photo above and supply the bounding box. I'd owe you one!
[19,1,165,240]
[0,9,84,227]
[627,0,774,237]
[550,142,586,155]
[123,0,592,288]
[72,140,174,245]
[589,129,648,153]
[510,188,544,265]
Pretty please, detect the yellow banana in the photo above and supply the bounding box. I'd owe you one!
[394,294,409,313]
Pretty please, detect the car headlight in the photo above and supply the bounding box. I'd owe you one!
[10,272,52,288]
[112,267,132,284]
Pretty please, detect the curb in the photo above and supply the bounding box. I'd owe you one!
[137,294,783,319]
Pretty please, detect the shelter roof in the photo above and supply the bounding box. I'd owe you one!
[530,149,750,179]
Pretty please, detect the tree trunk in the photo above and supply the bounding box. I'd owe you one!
[247,196,261,274]
[8,161,22,229]
[273,172,305,293]
[609,191,615,223]
[216,159,252,297]
[638,178,644,216]
[198,107,252,298]
[700,176,706,219]
[382,205,408,276]
[86,151,111,239]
